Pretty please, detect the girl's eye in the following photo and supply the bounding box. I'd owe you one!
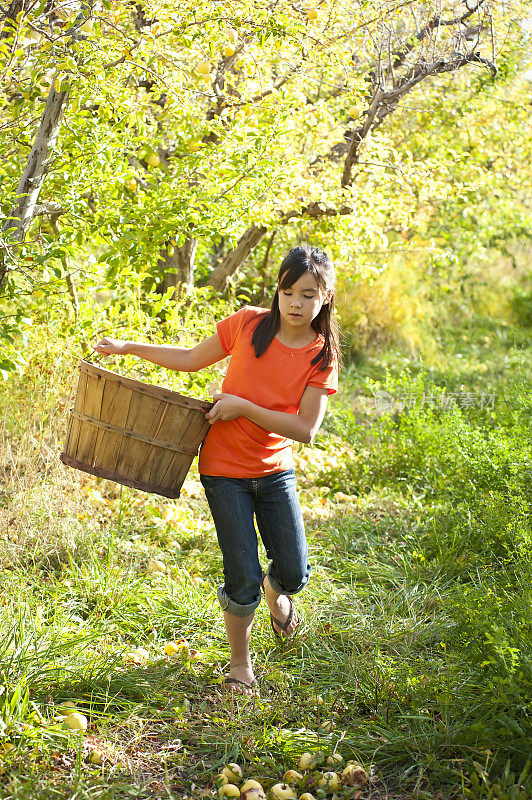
[303,295,315,299]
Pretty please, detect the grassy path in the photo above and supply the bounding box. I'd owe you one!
[1,316,531,799]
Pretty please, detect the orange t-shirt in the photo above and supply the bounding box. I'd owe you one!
[198,306,338,478]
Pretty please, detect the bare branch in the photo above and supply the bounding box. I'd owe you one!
[393,0,487,71]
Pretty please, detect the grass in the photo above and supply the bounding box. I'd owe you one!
[0,311,531,800]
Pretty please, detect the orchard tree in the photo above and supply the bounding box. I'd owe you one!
[0,0,529,324]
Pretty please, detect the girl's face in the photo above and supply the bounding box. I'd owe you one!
[277,272,330,331]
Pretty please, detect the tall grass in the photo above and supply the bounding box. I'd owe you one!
[0,311,531,799]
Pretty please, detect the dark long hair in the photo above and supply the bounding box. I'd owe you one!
[250,243,340,370]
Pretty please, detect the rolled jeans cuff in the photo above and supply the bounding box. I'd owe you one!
[217,585,261,617]
[266,565,310,596]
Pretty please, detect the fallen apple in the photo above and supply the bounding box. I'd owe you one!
[56,701,78,716]
[298,752,320,771]
[240,789,265,800]
[326,753,343,766]
[241,780,263,792]
[299,794,316,800]
[282,769,303,784]
[147,559,166,574]
[341,763,367,786]
[270,784,297,800]
[221,764,243,782]
[318,772,340,792]
[216,774,229,787]
[219,785,240,798]
[63,712,88,732]
[164,641,179,656]
[89,749,103,764]
[319,720,334,733]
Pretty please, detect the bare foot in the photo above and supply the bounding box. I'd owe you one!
[262,575,299,636]
[222,662,257,696]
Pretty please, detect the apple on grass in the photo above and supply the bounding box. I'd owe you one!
[218,785,240,798]
[318,772,341,792]
[342,763,368,786]
[221,763,243,782]
[56,701,79,716]
[63,712,88,732]
[282,769,303,784]
[240,789,265,800]
[241,780,263,792]
[89,749,103,764]
[270,784,297,800]
[147,559,166,574]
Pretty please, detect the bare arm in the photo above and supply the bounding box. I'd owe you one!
[93,332,227,372]
[205,384,331,444]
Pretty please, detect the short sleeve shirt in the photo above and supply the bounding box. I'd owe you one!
[198,306,338,478]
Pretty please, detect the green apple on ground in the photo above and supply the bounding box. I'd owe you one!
[89,749,103,764]
[270,784,297,800]
[221,764,243,782]
[341,763,368,786]
[326,753,343,766]
[63,712,88,732]
[240,789,265,800]
[241,780,263,792]
[147,558,166,573]
[318,772,341,792]
[299,794,316,800]
[56,701,78,716]
[218,785,240,798]
[282,769,303,784]
[298,753,321,770]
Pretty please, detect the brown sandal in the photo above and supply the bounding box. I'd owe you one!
[261,573,299,639]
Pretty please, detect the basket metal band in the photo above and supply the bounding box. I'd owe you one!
[70,408,199,457]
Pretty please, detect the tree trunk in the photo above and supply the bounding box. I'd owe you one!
[158,237,198,294]
[207,224,267,292]
[0,81,69,289]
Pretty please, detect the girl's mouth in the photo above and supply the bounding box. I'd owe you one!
[289,313,302,318]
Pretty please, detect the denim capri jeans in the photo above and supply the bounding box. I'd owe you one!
[200,468,311,617]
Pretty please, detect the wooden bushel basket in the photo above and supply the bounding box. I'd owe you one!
[60,360,212,498]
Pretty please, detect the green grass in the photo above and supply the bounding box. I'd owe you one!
[0,312,531,800]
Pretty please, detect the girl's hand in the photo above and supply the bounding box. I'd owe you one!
[93,337,130,356]
[205,393,246,424]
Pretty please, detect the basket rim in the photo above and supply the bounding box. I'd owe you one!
[79,359,213,412]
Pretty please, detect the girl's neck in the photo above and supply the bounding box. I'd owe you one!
[275,321,317,349]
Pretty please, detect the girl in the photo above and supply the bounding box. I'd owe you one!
[94,243,340,696]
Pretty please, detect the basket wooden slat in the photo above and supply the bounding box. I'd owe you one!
[60,360,212,498]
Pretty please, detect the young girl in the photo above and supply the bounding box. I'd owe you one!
[94,243,340,696]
